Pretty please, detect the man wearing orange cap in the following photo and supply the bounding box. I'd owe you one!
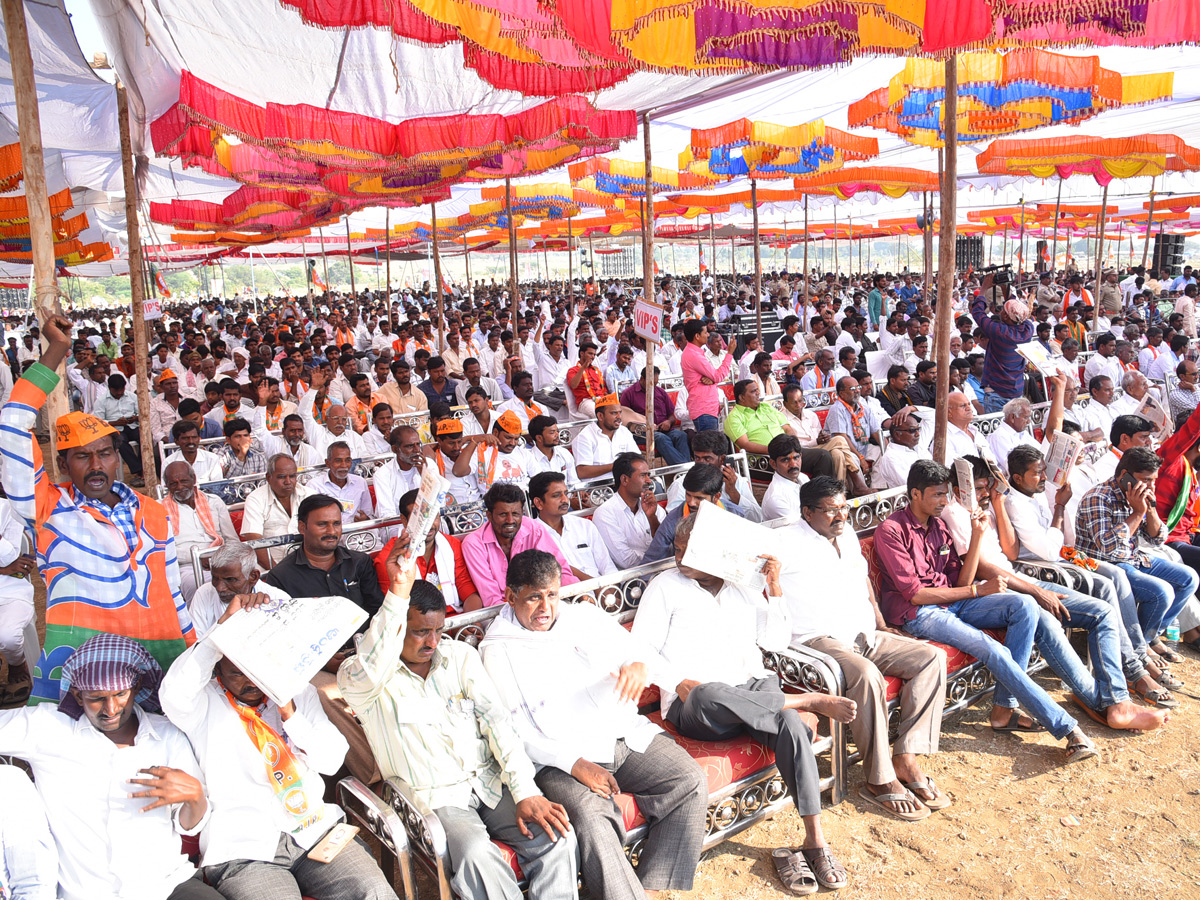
[572,393,639,480]
[428,417,481,505]
[0,315,195,705]
[453,410,533,492]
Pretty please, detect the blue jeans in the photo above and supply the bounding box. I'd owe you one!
[693,414,719,432]
[1018,580,1129,712]
[652,428,691,465]
[904,592,1078,740]
[1116,555,1198,645]
[980,390,1012,414]
[1092,561,1150,682]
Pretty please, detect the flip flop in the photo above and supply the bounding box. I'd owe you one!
[1157,670,1185,690]
[990,709,1045,732]
[857,786,931,822]
[903,778,952,811]
[771,848,818,896]
[1065,736,1098,764]
[1151,642,1184,664]
[1070,694,1142,735]
[1135,684,1180,709]
[801,846,850,891]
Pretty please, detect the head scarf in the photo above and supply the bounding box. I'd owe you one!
[1003,299,1031,324]
[58,633,163,719]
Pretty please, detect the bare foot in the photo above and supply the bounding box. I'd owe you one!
[786,693,858,724]
[1106,700,1170,731]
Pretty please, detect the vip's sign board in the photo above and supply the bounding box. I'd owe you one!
[143,298,163,321]
[633,297,664,345]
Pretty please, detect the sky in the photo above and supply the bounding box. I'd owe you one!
[62,0,109,73]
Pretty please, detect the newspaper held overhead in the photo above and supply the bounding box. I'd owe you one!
[401,466,451,571]
[679,502,782,592]
[1044,430,1084,487]
[208,595,368,707]
[954,459,977,511]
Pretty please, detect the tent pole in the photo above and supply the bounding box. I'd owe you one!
[304,241,313,304]
[114,82,158,490]
[319,229,329,294]
[1142,178,1157,267]
[1092,183,1110,331]
[505,178,518,312]
[751,178,762,343]
[640,111,656,462]
[1017,196,1027,275]
[932,55,958,466]
[464,236,473,290]
[249,249,258,315]
[833,206,839,276]
[802,195,809,325]
[385,208,393,328]
[922,192,932,307]
[345,220,356,297]
[709,214,717,280]
[567,216,574,296]
[431,202,445,354]
[1050,179,1062,272]
[3,0,68,476]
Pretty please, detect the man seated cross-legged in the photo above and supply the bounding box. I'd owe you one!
[634,513,856,894]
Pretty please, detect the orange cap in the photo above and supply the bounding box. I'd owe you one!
[495,411,523,434]
[435,418,464,436]
[55,411,117,450]
[156,369,178,385]
[595,392,620,408]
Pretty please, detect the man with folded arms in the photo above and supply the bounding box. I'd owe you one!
[0,634,220,900]
[785,476,950,821]
[874,460,1098,763]
[635,513,855,894]
[341,536,578,900]
[481,549,708,900]
[160,592,399,900]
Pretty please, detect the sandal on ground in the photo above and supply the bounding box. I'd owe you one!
[771,848,818,896]
[857,787,931,821]
[1157,670,1185,690]
[1068,694,1134,734]
[1065,735,1098,764]
[1151,641,1184,664]
[990,709,1045,733]
[1134,684,1180,709]
[1184,637,1200,654]
[801,846,849,891]
[903,778,952,811]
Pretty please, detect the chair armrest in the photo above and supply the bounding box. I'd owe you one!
[382,776,454,900]
[336,777,415,900]
[762,643,845,696]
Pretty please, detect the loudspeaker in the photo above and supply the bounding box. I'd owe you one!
[955,235,983,271]
[1153,233,1186,276]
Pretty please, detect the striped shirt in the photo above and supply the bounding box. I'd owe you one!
[338,589,541,811]
[971,296,1034,398]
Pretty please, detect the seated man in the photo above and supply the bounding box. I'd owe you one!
[1078,376,1118,441]
[373,488,482,613]
[664,430,763,522]
[529,471,618,580]
[780,384,865,492]
[640,463,745,564]
[240,453,313,568]
[987,398,1037,476]
[217,417,267,484]
[572,393,639,479]
[761,434,809,521]
[787,477,949,820]
[160,594,399,900]
[592,452,661,568]
[427,418,482,507]
[873,411,931,491]
[824,376,880,473]
[462,483,579,607]
[167,418,224,484]
[161,460,239,603]
[453,410,533,493]
[0,634,220,900]
[189,540,291,637]
[1091,415,1155,484]
[619,366,692,466]
[723,378,795,455]
[635,513,855,893]
[874,460,1097,763]
[340,537,578,900]
[481,549,708,900]
[524,415,580,485]
[308,441,375,524]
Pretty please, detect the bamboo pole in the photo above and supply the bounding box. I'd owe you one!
[932,55,958,465]
[1091,183,1110,330]
[505,178,518,312]
[709,214,717,281]
[114,83,158,489]
[345,220,356,297]
[463,235,473,290]
[832,206,839,276]
[751,178,762,343]
[640,111,656,462]
[1142,178,1157,268]
[802,195,809,326]
[431,202,445,353]
[922,192,932,306]
[3,0,68,477]
[567,217,574,296]
[1050,179,1062,272]
[384,208,393,328]
[1017,196,1026,274]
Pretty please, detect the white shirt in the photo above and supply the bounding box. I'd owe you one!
[633,567,790,715]
[665,471,763,523]
[945,423,984,461]
[298,390,369,457]
[240,481,314,564]
[1083,353,1123,387]
[987,420,1037,476]
[1148,349,1181,382]
[782,518,877,648]
[591,493,654,568]
[92,390,139,425]
[531,343,571,392]
[0,766,56,900]
[1138,344,1164,373]
[169,491,238,553]
[524,444,580,485]
[480,603,664,773]
[165,448,225,484]
[539,515,617,578]
[495,397,549,432]
[872,441,931,490]
[455,378,503,406]
[571,422,639,468]
[1079,400,1116,439]
[306,472,374,524]
[249,406,324,470]
[188,577,292,639]
[159,638,348,868]
[373,457,424,520]
[0,705,205,900]
[461,410,495,439]
[761,471,808,521]
[940,498,1014,574]
[1005,487,1068,561]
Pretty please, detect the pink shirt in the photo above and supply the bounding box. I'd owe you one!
[461,517,580,606]
[681,342,733,419]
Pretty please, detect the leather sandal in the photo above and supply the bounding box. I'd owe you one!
[771,848,818,896]
[801,846,849,890]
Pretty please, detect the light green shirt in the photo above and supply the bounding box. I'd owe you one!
[338,590,541,811]
[723,401,787,448]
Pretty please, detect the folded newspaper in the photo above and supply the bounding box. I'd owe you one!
[680,502,782,592]
[1016,340,1076,380]
[400,465,451,571]
[1134,392,1173,442]
[209,594,368,707]
[1044,430,1083,487]
[954,458,977,510]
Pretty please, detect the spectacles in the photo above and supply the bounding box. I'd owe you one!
[892,427,920,434]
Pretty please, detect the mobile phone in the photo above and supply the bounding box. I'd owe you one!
[1118,472,1135,494]
[724,455,736,468]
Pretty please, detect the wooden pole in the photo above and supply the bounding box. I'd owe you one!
[932,55,958,465]
[1017,196,1027,274]
[567,217,574,296]
[709,213,717,280]
[344,220,356,298]
[1142,178,1157,268]
[832,206,839,276]
[1091,183,1110,330]
[1050,179,1062,272]
[922,192,933,306]
[463,235,473,290]
[505,178,518,313]
[3,0,69,477]
[384,208,393,328]
[431,202,446,353]
[114,83,158,489]
[640,111,657,462]
[802,195,809,325]
[751,178,763,343]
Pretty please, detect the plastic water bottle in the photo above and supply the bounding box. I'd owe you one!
[1165,622,1181,642]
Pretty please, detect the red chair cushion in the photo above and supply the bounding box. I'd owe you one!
[230,508,244,535]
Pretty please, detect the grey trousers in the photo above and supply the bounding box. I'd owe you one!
[167,872,224,900]
[433,786,579,900]
[665,677,822,819]
[204,831,398,900]
[805,633,946,786]
[535,733,707,900]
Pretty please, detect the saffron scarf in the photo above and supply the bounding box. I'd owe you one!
[161,491,224,550]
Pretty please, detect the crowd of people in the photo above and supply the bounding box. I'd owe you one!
[0,257,1197,900]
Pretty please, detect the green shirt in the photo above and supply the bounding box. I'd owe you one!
[724,402,787,447]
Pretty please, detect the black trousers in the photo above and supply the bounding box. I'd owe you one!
[116,424,143,475]
[800,446,835,479]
